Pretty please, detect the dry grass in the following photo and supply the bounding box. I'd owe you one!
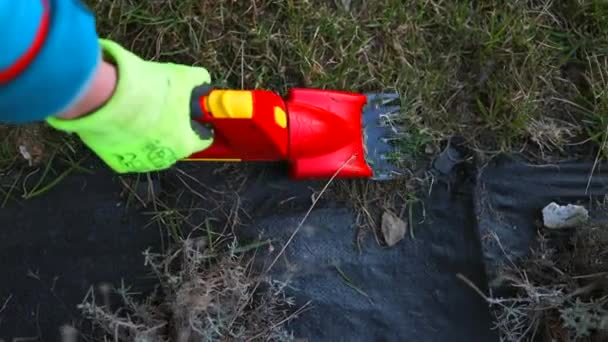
[462,224,608,342]
[71,161,319,341]
[77,237,302,342]
[332,176,425,248]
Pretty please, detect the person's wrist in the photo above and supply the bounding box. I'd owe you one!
[56,60,117,119]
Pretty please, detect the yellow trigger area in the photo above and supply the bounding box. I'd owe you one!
[274,107,288,128]
[205,90,254,119]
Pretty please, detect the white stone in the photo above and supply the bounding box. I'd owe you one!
[542,202,589,229]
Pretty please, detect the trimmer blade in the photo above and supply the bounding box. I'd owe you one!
[362,93,403,181]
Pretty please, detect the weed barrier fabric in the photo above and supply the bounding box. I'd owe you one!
[0,155,498,341]
[0,169,160,340]
[239,163,496,341]
[475,156,608,281]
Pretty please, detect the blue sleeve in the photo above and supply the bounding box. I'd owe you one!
[0,0,101,123]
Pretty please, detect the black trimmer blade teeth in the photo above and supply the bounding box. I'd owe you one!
[362,93,403,180]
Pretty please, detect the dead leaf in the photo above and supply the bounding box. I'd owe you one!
[381,211,407,246]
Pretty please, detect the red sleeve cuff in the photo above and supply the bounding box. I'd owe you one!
[0,0,50,84]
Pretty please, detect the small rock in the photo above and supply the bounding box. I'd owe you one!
[542,202,589,229]
[381,211,407,246]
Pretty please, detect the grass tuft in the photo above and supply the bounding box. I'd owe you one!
[82,0,608,164]
[78,237,302,341]
[461,224,608,341]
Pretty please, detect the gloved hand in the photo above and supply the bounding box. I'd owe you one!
[46,39,213,173]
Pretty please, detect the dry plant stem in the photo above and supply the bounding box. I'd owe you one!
[0,294,12,314]
[265,155,356,273]
[228,155,357,330]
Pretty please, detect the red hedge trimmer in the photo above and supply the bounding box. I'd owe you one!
[186,87,402,181]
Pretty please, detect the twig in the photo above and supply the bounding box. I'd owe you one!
[0,294,12,313]
[333,263,373,303]
[490,231,519,271]
[231,239,273,254]
[264,155,356,273]
[118,177,147,207]
[572,271,608,279]
[13,336,39,342]
[457,273,490,302]
[246,301,313,342]
[231,155,356,329]
[2,168,21,208]
[408,203,415,239]
[174,167,226,195]
[586,124,608,195]
[270,300,312,329]
[141,322,167,334]
[175,173,209,202]
[240,40,245,89]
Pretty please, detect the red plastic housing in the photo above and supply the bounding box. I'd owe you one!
[188,88,373,179]
[189,90,289,160]
[285,89,373,179]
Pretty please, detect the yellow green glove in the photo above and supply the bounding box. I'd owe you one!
[46,39,213,173]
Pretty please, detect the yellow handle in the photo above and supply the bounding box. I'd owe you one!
[205,90,254,119]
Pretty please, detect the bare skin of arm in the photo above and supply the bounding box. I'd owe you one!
[56,60,117,119]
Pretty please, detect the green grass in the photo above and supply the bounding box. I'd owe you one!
[2,0,608,175]
[3,0,608,192]
[81,0,608,162]
[0,124,87,205]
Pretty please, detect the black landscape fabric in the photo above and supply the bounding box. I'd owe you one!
[476,155,608,280]
[1,149,607,341]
